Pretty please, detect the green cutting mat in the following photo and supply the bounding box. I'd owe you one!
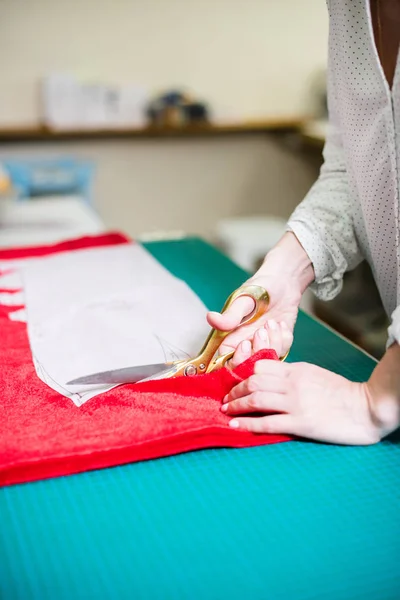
[1,238,399,600]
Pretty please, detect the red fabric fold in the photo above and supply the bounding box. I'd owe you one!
[0,233,291,487]
[0,231,130,260]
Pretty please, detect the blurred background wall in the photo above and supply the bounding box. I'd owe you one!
[0,0,327,124]
[0,0,327,239]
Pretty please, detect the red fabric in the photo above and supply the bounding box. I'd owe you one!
[0,233,291,487]
[0,304,25,318]
[0,231,130,260]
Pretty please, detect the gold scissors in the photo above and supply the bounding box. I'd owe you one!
[154,284,288,379]
[68,285,287,386]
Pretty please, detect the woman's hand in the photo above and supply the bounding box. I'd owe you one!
[222,340,400,445]
[229,320,293,368]
[207,233,314,357]
[222,359,383,445]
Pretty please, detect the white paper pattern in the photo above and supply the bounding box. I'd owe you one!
[20,243,209,406]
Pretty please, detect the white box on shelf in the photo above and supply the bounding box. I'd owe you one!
[42,74,82,129]
[42,74,149,130]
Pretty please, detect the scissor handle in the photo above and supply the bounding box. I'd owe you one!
[219,284,270,327]
[173,285,288,378]
[205,285,289,370]
[189,285,274,375]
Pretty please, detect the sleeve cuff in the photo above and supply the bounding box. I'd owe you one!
[287,219,347,301]
[387,306,400,349]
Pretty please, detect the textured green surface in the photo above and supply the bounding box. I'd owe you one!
[1,238,399,600]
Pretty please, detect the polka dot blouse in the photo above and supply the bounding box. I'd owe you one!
[288,0,400,348]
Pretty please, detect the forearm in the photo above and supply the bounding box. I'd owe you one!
[257,232,315,295]
[367,343,400,438]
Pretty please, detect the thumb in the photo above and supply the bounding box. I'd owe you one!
[207,296,255,331]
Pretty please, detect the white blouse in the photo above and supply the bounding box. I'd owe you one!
[288,0,400,348]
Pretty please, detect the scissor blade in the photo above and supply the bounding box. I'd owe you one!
[67,363,170,385]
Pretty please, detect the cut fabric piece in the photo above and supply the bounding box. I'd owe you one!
[0,233,210,406]
[19,242,209,406]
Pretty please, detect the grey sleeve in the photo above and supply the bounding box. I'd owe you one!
[287,70,363,301]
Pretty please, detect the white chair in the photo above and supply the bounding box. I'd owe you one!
[217,215,287,271]
[216,215,314,313]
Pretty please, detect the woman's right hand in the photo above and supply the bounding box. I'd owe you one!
[207,232,315,358]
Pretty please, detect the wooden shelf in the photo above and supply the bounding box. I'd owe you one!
[0,118,302,143]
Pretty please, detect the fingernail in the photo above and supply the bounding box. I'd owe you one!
[268,319,277,330]
[241,340,251,353]
[220,403,228,412]
[258,328,267,340]
[222,395,228,403]
[208,311,219,319]
[229,419,239,429]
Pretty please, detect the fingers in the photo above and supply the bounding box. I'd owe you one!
[254,359,289,376]
[221,391,289,415]
[228,320,293,368]
[223,366,289,403]
[228,414,296,435]
[280,321,294,356]
[263,320,293,357]
[224,321,270,366]
[246,320,293,359]
[265,319,280,354]
[207,296,255,332]
[252,327,269,353]
[229,339,252,369]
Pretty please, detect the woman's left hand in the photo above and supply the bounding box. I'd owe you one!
[222,359,383,445]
